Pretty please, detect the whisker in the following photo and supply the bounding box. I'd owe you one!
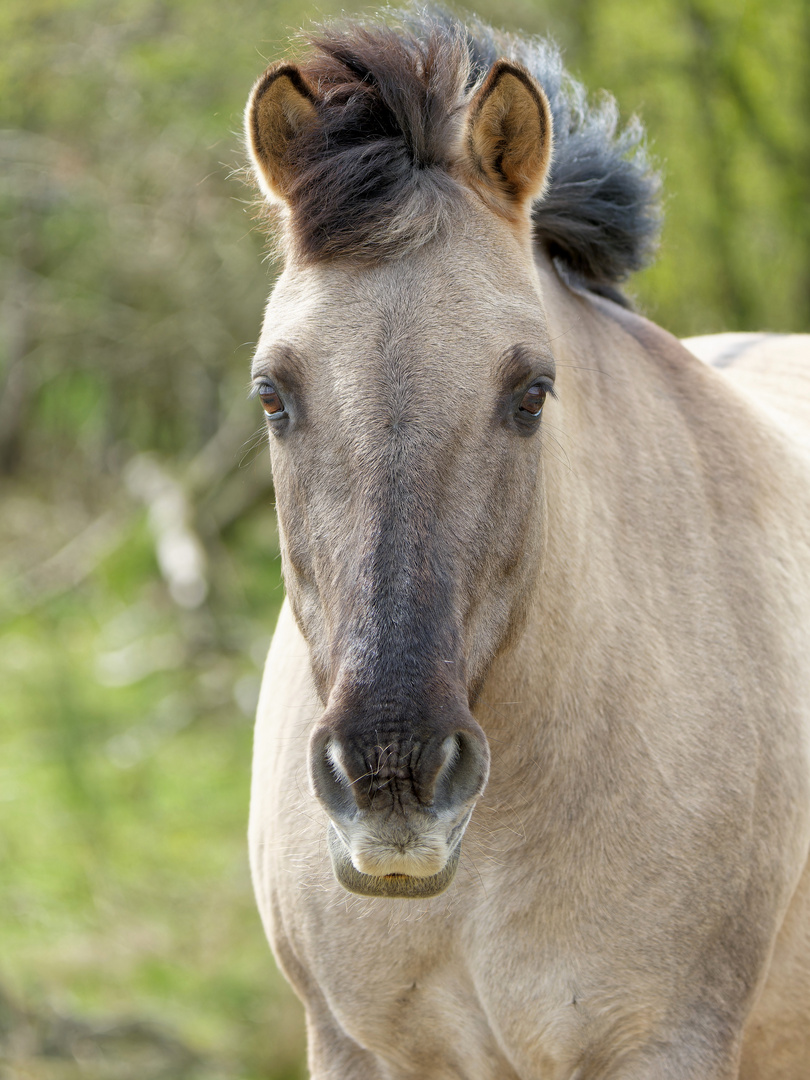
[238,425,270,469]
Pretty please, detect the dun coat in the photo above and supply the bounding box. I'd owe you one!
[243,12,810,1078]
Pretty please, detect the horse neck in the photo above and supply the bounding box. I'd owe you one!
[533,253,668,625]
[478,251,715,736]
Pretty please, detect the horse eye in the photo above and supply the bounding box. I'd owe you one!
[519,384,546,416]
[256,383,286,418]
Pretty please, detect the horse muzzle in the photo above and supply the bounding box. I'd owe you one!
[309,714,490,899]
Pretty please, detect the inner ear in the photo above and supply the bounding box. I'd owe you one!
[462,60,553,215]
[246,63,319,202]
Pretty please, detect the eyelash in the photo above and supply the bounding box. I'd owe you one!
[251,381,287,419]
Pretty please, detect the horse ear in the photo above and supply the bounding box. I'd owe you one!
[462,60,553,214]
[246,63,319,202]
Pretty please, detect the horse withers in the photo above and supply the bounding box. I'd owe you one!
[243,13,810,1079]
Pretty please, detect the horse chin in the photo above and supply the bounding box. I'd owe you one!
[326,824,461,899]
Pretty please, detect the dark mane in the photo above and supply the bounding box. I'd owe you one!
[267,9,661,292]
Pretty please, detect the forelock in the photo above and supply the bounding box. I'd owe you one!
[249,8,662,289]
[280,19,472,262]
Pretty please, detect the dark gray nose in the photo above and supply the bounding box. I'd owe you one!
[309,719,490,822]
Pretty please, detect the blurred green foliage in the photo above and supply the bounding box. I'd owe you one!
[0,0,807,1077]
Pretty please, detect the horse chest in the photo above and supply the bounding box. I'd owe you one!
[252,598,810,1076]
[267,829,610,1079]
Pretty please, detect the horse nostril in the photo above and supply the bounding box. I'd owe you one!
[434,729,490,810]
[310,734,357,820]
[309,716,490,822]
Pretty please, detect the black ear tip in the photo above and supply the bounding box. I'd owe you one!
[253,63,319,107]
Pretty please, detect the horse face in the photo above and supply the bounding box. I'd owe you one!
[252,201,555,896]
[246,47,555,896]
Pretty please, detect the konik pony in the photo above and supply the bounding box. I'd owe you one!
[243,12,810,1078]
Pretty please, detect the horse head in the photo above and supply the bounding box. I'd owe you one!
[243,21,641,898]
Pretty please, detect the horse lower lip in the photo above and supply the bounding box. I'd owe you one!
[326,825,461,898]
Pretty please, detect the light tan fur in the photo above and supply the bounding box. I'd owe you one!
[685,333,810,456]
[246,57,810,1080]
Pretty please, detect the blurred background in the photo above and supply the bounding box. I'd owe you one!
[0,0,807,1077]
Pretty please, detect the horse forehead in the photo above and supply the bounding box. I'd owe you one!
[262,254,546,381]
